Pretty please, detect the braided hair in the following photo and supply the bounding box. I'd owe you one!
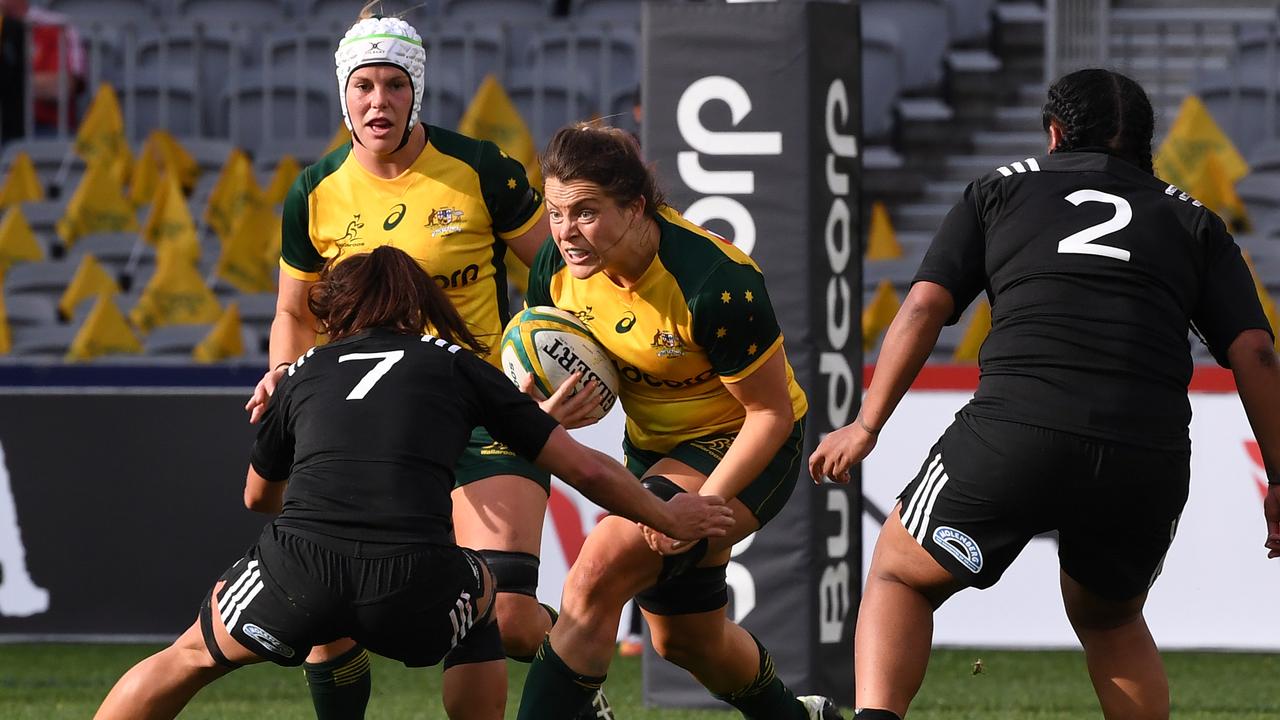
[1042,69,1155,174]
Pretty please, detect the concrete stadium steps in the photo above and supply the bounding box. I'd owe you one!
[890,202,955,233]
[993,105,1042,132]
[920,180,968,206]
[971,130,1045,157]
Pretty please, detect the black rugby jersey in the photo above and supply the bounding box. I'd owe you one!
[250,328,558,545]
[916,149,1272,450]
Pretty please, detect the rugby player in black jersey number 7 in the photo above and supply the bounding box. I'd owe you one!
[239,3,617,718]
[93,247,732,720]
[810,69,1280,720]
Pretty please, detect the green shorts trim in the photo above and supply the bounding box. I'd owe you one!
[454,427,551,493]
[622,416,806,526]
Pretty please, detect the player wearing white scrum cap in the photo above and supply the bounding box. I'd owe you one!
[334,13,425,152]
[243,3,618,718]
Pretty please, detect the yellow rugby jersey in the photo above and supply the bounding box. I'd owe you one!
[280,125,544,364]
[527,207,808,453]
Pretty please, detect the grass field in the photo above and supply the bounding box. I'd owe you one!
[2,644,1277,718]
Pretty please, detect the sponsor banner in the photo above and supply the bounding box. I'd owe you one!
[0,392,262,635]
[864,387,1280,650]
[642,0,860,706]
[0,382,1272,654]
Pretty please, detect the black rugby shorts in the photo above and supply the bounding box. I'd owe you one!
[212,525,488,667]
[896,411,1189,600]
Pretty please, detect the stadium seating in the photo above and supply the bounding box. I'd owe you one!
[3,261,81,297]
[66,233,149,268]
[861,0,950,92]
[946,0,995,46]
[9,324,79,357]
[122,67,202,140]
[168,0,292,25]
[520,23,639,116]
[439,0,555,22]
[506,69,598,144]
[2,293,59,328]
[861,16,903,142]
[220,80,335,154]
[41,0,160,24]
[568,0,640,23]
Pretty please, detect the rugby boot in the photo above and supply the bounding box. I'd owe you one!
[573,687,615,719]
[798,695,845,720]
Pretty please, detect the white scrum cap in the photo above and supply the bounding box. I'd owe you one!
[334,15,426,133]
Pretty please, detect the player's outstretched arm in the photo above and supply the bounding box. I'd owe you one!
[810,280,953,484]
[246,273,318,423]
[533,428,734,541]
[1226,328,1280,559]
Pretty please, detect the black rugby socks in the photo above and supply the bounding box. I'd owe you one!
[303,645,371,720]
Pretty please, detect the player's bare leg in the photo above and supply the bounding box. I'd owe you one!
[1061,572,1169,720]
[520,458,829,718]
[552,514,666,676]
[443,660,505,720]
[96,581,259,720]
[452,474,552,659]
[442,562,504,720]
[855,505,963,718]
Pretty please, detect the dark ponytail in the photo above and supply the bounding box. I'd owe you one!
[308,245,488,354]
[1042,68,1155,174]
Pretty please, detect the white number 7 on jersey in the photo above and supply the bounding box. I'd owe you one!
[338,350,405,400]
[1057,189,1132,262]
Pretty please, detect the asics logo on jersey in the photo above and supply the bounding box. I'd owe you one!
[932,526,984,574]
[243,623,295,658]
[618,364,716,389]
[994,158,1041,177]
[432,264,480,288]
[384,203,407,230]
[615,312,636,334]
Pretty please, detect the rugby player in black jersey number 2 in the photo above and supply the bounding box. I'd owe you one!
[93,247,732,720]
[810,69,1280,720]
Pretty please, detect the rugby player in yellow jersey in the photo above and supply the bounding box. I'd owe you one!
[514,124,842,720]
[242,7,610,719]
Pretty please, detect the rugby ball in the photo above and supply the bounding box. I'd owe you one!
[500,306,620,420]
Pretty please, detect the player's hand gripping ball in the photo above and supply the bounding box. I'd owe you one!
[500,306,621,420]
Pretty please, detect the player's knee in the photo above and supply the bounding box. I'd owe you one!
[493,596,547,659]
[1065,595,1145,632]
[648,626,717,669]
[1062,575,1147,631]
[562,553,622,609]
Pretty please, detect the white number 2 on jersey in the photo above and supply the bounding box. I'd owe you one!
[338,350,405,400]
[1057,189,1132,262]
